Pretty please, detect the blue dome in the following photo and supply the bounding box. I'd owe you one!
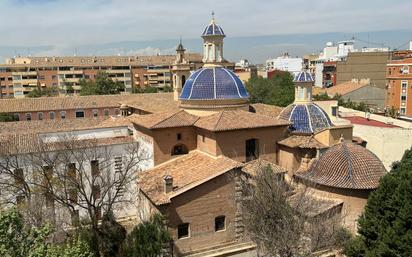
[202,23,225,36]
[180,67,249,100]
[294,71,314,82]
[279,103,333,133]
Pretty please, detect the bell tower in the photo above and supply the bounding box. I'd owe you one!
[202,12,225,64]
[172,39,191,101]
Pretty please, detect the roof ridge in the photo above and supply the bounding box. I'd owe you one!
[151,110,183,128]
[213,111,225,131]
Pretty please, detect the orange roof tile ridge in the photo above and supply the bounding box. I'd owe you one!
[213,111,226,131]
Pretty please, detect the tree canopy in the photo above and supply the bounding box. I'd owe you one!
[27,87,59,98]
[245,73,295,107]
[345,146,412,257]
[79,72,125,96]
[120,213,171,257]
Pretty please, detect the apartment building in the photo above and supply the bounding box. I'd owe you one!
[0,54,202,98]
[386,57,412,118]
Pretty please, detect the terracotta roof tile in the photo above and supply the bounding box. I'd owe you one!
[278,135,327,149]
[295,143,387,189]
[138,151,243,205]
[0,133,135,155]
[313,80,370,97]
[249,103,284,117]
[195,110,289,132]
[0,93,177,114]
[129,110,199,129]
[241,159,286,176]
[0,117,122,135]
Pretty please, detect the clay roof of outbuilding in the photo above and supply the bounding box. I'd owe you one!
[295,142,387,190]
[313,80,371,97]
[249,103,284,118]
[241,159,286,176]
[138,150,243,205]
[129,110,199,129]
[278,135,327,149]
[195,110,290,132]
[0,92,178,114]
[0,117,121,135]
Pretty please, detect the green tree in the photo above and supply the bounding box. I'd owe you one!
[0,113,17,122]
[345,146,412,257]
[0,208,94,257]
[79,72,125,96]
[27,87,59,98]
[245,73,294,107]
[120,213,171,257]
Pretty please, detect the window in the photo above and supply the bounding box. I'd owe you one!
[402,65,409,74]
[331,106,338,117]
[401,95,407,101]
[67,163,77,204]
[61,111,66,119]
[37,112,43,120]
[38,75,45,80]
[215,216,226,232]
[75,110,85,118]
[13,113,20,121]
[92,184,101,200]
[49,112,55,119]
[92,109,98,117]
[177,223,190,239]
[104,109,110,116]
[401,81,408,90]
[400,108,406,115]
[25,113,32,121]
[114,108,120,116]
[91,160,100,177]
[177,133,182,141]
[202,135,205,143]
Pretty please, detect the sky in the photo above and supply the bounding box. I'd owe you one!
[0,0,411,63]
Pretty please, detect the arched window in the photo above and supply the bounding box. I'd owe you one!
[171,144,188,156]
[181,75,186,88]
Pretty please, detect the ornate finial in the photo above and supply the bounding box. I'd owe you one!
[339,134,345,143]
[211,11,215,23]
[179,36,182,45]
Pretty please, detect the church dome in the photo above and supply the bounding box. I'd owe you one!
[294,71,314,82]
[278,103,332,133]
[202,22,225,37]
[180,66,249,101]
[295,142,387,189]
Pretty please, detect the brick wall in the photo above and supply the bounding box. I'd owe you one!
[163,172,237,255]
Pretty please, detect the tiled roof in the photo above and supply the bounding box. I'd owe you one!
[195,110,289,132]
[0,133,135,155]
[0,92,177,114]
[241,159,286,177]
[121,93,179,114]
[295,143,387,189]
[278,135,327,149]
[278,103,333,134]
[1,54,203,68]
[343,116,400,128]
[129,110,199,129]
[249,103,284,117]
[313,80,370,97]
[288,192,343,218]
[138,150,242,205]
[0,117,121,135]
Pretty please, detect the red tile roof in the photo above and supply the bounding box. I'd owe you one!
[343,116,399,128]
[295,142,387,190]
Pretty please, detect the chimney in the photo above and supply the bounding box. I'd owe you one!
[163,175,173,193]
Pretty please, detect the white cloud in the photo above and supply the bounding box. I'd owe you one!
[0,0,411,47]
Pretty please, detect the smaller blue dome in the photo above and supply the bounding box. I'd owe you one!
[202,23,225,37]
[294,71,314,83]
[180,67,248,101]
[279,103,332,133]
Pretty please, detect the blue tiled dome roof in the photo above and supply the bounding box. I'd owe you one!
[202,23,225,36]
[180,67,249,100]
[279,103,332,133]
[294,71,314,82]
